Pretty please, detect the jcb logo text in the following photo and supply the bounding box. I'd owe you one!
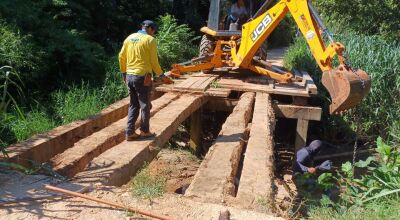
[251,14,273,42]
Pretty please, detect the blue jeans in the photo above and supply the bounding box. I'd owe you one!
[126,74,151,135]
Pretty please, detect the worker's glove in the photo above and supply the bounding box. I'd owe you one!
[317,160,332,171]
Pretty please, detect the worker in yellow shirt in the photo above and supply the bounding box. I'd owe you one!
[119,20,162,141]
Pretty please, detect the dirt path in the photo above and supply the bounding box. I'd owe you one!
[0,154,282,220]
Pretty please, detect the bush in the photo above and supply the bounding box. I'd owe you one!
[0,0,106,88]
[307,137,400,219]
[156,14,199,70]
[315,0,400,41]
[0,21,41,76]
[284,35,400,139]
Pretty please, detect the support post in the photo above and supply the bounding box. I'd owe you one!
[295,119,309,152]
[189,108,202,155]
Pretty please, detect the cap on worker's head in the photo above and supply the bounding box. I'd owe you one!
[142,20,158,32]
[308,140,324,155]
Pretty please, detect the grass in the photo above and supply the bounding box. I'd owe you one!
[255,196,274,212]
[10,110,56,141]
[210,79,220,88]
[307,198,400,220]
[131,165,166,199]
[52,83,104,124]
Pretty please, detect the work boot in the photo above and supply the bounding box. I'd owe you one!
[140,130,156,138]
[126,132,140,141]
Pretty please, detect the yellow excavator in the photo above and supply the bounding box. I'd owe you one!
[167,0,371,114]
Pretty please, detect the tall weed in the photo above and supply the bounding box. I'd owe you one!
[284,35,400,139]
[52,83,103,124]
[9,109,55,142]
[156,14,199,70]
[307,138,400,219]
[1,65,24,156]
[100,57,128,105]
[315,0,399,41]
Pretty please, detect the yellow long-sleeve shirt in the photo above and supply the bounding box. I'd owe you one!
[118,31,163,76]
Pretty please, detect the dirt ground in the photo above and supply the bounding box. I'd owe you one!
[0,147,283,220]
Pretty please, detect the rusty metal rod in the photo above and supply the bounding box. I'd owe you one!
[0,185,90,206]
[44,185,174,220]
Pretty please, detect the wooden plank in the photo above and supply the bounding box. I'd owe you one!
[155,86,231,97]
[197,76,217,90]
[293,69,306,87]
[51,93,179,177]
[302,71,318,95]
[204,88,231,97]
[237,93,275,208]
[295,119,309,152]
[187,76,211,90]
[188,76,216,91]
[75,94,208,186]
[174,77,199,89]
[173,76,217,92]
[273,104,322,121]
[218,78,311,97]
[185,92,255,202]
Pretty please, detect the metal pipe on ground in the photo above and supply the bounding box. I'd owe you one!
[0,185,90,206]
[44,185,174,220]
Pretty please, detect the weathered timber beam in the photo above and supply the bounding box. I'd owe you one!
[273,104,322,121]
[204,98,238,112]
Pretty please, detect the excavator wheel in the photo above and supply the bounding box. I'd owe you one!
[322,65,371,114]
[199,34,215,73]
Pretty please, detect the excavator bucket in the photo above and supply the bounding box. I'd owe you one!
[321,65,371,114]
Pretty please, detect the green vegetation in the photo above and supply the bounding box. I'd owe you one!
[284,2,400,218]
[52,84,103,124]
[303,137,400,219]
[131,165,166,199]
[9,110,56,141]
[315,0,399,41]
[284,35,400,139]
[157,15,199,70]
[0,13,198,153]
[307,198,400,220]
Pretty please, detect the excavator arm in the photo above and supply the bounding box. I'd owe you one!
[234,0,370,114]
[168,0,371,114]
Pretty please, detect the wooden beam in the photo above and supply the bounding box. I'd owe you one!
[237,93,275,208]
[273,104,322,121]
[295,119,309,152]
[154,86,231,98]
[185,93,255,201]
[189,108,202,156]
[204,98,238,112]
